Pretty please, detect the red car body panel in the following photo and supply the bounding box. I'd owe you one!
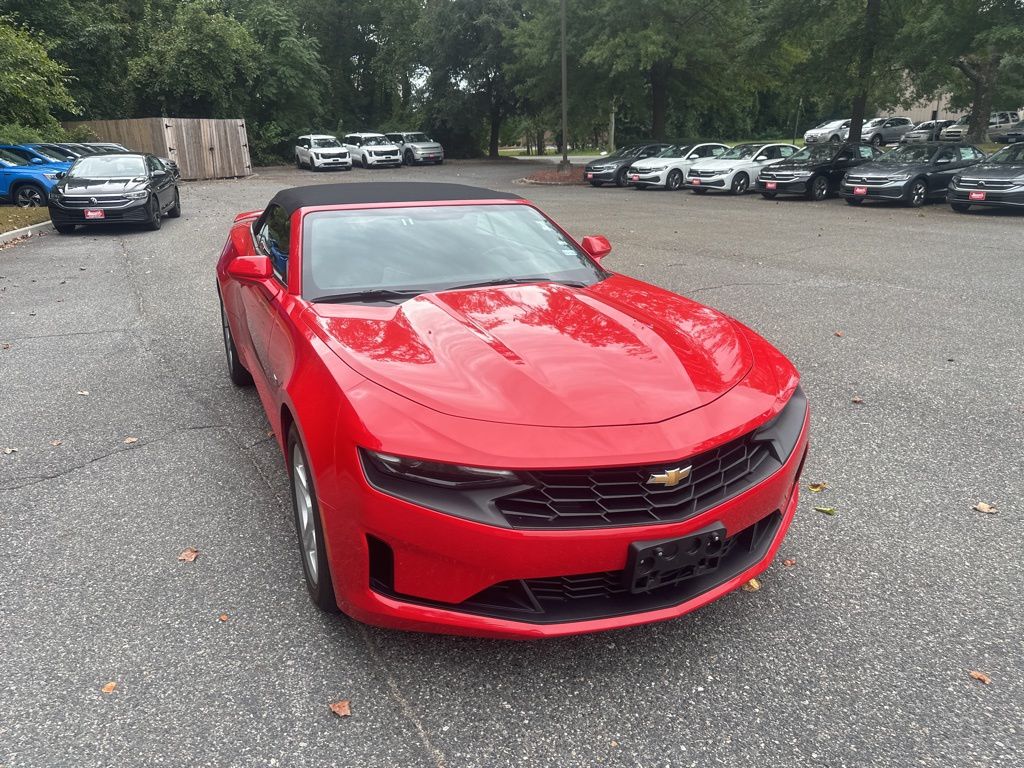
[216,193,808,639]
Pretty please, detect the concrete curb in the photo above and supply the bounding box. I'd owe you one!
[514,177,585,187]
[0,219,54,248]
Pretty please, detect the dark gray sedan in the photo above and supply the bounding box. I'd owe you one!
[840,143,986,207]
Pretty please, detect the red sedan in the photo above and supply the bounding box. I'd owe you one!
[216,182,809,639]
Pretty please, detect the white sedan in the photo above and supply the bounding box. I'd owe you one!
[626,143,729,190]
[685,143,800,195]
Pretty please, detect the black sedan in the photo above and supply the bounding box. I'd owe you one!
[584,143,670,187]
[947,143,1024,213]
[840,143,986,207]
[756,142,882,200]
[48,153,180,233]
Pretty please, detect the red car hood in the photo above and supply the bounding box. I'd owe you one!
[308,275,753,427]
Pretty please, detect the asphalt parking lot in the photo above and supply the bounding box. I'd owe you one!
[1,160,1021,768]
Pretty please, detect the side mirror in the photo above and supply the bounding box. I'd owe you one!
[936,157,951,165]
[55,171,66,179]
[227,255,272,281]
[754,156,768,162]
[152,169,167,177]
[581,235,612,262]
[31,157,44,165]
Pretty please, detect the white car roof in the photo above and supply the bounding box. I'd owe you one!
[300,134,338,140]
[347,132,386,138]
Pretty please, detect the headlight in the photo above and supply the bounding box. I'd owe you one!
[951,175,961,185]
[721,168,733,175]
[124,190,149,200]
[791,170,813,178]
[889,173,911,181]
[646,165,667,172]
[362,450,519,489]
[43,173,58,180]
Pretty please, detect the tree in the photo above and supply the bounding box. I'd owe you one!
[899,0,1024,143]
[0,15,77,136]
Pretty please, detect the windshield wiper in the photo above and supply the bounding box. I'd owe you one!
[445,277,588,291]
[315,288,424,304]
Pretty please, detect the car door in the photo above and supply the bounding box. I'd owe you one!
[145,155,171,209]
[244,205,291,392]
[928,146,960,193]
[297,138,311,164]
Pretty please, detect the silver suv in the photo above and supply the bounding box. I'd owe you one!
[385,132,445,165]
[841,116,914,146]
[941,112,1021,141]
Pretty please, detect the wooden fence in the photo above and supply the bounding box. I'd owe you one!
[63,117,252,181]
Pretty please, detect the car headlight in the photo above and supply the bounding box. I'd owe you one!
[791,170,813,178]
[362,449,520,489]
[646,165,667,172]
[889,173,911,181]
[124,190,149,200]
[721,168,733,175]
[951,175,961,185]
[43,173,58,180]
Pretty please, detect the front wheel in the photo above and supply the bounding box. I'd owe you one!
[666,169,684,190]
[220,296,252,387]
[144,196,162,231]
[14,183,45,208]
[807,175,829,201]
[287,426,338,612]
[730,172,749,195]
[614,168,628,187]
[404,150,414,165]
[166,188,181,218]
[950,202,971,213]
[829,135,840,144]
[906,179,928,207]
[871,134,883,147]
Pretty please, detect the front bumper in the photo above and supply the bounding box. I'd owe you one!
[48,197,150,224]
[320,412,810,639]
[685,174,727,189]
[312,154,352,168]
[629,169,667,186]
[840,179,910,201]
[410,151,444,163]
[756,177,811,195]
[584,167,620,182]
[365,155,402,167]
[947,183,1024,208]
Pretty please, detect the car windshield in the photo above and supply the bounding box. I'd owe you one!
[986,145,1024,164]
[29,147,65,162]
[404,133,430,143]
[655,144,692,158]
[302,204,605,301]
[719,144,759,160]
[604,146,639,160]
[876,145,933,164]
[954,116,970,125]
[814,120,840,129]
[39,145,76,159]
[361,136,389,146]
[312,138,341,148]
[69,155,147,178]
[0,149,28,166]
[864,118,885,128]
[912,122,933,130]
[788,145,837,163]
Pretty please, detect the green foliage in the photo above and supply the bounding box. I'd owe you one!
[0,15,77,133]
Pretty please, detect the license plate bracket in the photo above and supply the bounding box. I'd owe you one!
[969,190,986,201]
[625,525,729,594]
[84,208,105,220]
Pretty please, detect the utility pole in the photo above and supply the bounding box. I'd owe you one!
[558,0,570,173]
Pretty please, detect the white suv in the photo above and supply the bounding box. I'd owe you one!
[685,143,799,195]
[295,135,352,171]
[626,142,729,190]
[385,132,445,165]
[343,133,402,168]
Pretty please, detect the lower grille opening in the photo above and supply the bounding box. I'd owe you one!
[367,534,395,592]
[371,511,783,624]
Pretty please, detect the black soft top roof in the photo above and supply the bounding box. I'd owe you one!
[268,182,522,215]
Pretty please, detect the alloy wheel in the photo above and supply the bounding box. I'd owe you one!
[812,176,828,200]
[292,445,318,586]
[15,186,44,208]
[910,181,927,207]
[731,173,749,195]
[667,170,683,190]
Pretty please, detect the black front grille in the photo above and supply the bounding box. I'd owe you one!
[369,511,784,624]
[58,196,129,209]
[958,178,1015,190]
[494,431,777,529]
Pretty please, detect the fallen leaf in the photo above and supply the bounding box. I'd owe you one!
[266,430,274,437]
[814,506,837,516]
[782,558,797,567]
[742,578,761,592]
[808,482,828,493]
[834,330,844,337]
[76,390,89,396]
[177,547,199,563]
[123,436,139,445]
[218,613,229,622]
[973,502,996,514]
[50,439,63,447]
[101,682,117,694]
[3,447,17,455]
[969,670,991,685]
[611,740,619,748]
[851,395,865,404]
[329,700,352,718]
[2,343,10,350]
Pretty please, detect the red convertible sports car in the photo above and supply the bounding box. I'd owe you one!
[216,182,808,639]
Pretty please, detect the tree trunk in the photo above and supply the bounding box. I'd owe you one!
[608,100,616,152]
[535,128,546,156]
[650,62,670,140]
[488,111,501,159]
[847,0,881,143]
[956,56,998,144]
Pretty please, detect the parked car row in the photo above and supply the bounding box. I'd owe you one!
[586,139,1024,213]
[294,132,445,171]
[803,111,1021,146]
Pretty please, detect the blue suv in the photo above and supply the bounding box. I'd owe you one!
[0,148,66,207]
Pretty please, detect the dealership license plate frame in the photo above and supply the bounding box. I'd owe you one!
[853,186,867,196]
[969,191,986,201]
[84,209,106,220]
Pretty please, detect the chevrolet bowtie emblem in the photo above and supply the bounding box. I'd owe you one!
[647,466,692,487]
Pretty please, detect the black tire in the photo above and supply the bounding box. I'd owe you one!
[761,191,777,199]
[691,186,708,194]
[295,153,302,169]
[666,169,684,190]
[871,134,883,147]
[361,156,369,169]
[829,135,840,144]
[166,188,181,218]
[614,167,628,187]
[404,149,414,165]
[13,183,46,208]
[950,202,971,213]
[845,197,863,206]
[53,222,76,234]
[435,158,444,165]
[807,175,829,201]
[219,296,253,387]
[589,180,604,187]
[906,178,928,207]
[144,196,162,231]
[730,172,750,195]
[287,424,338,612]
